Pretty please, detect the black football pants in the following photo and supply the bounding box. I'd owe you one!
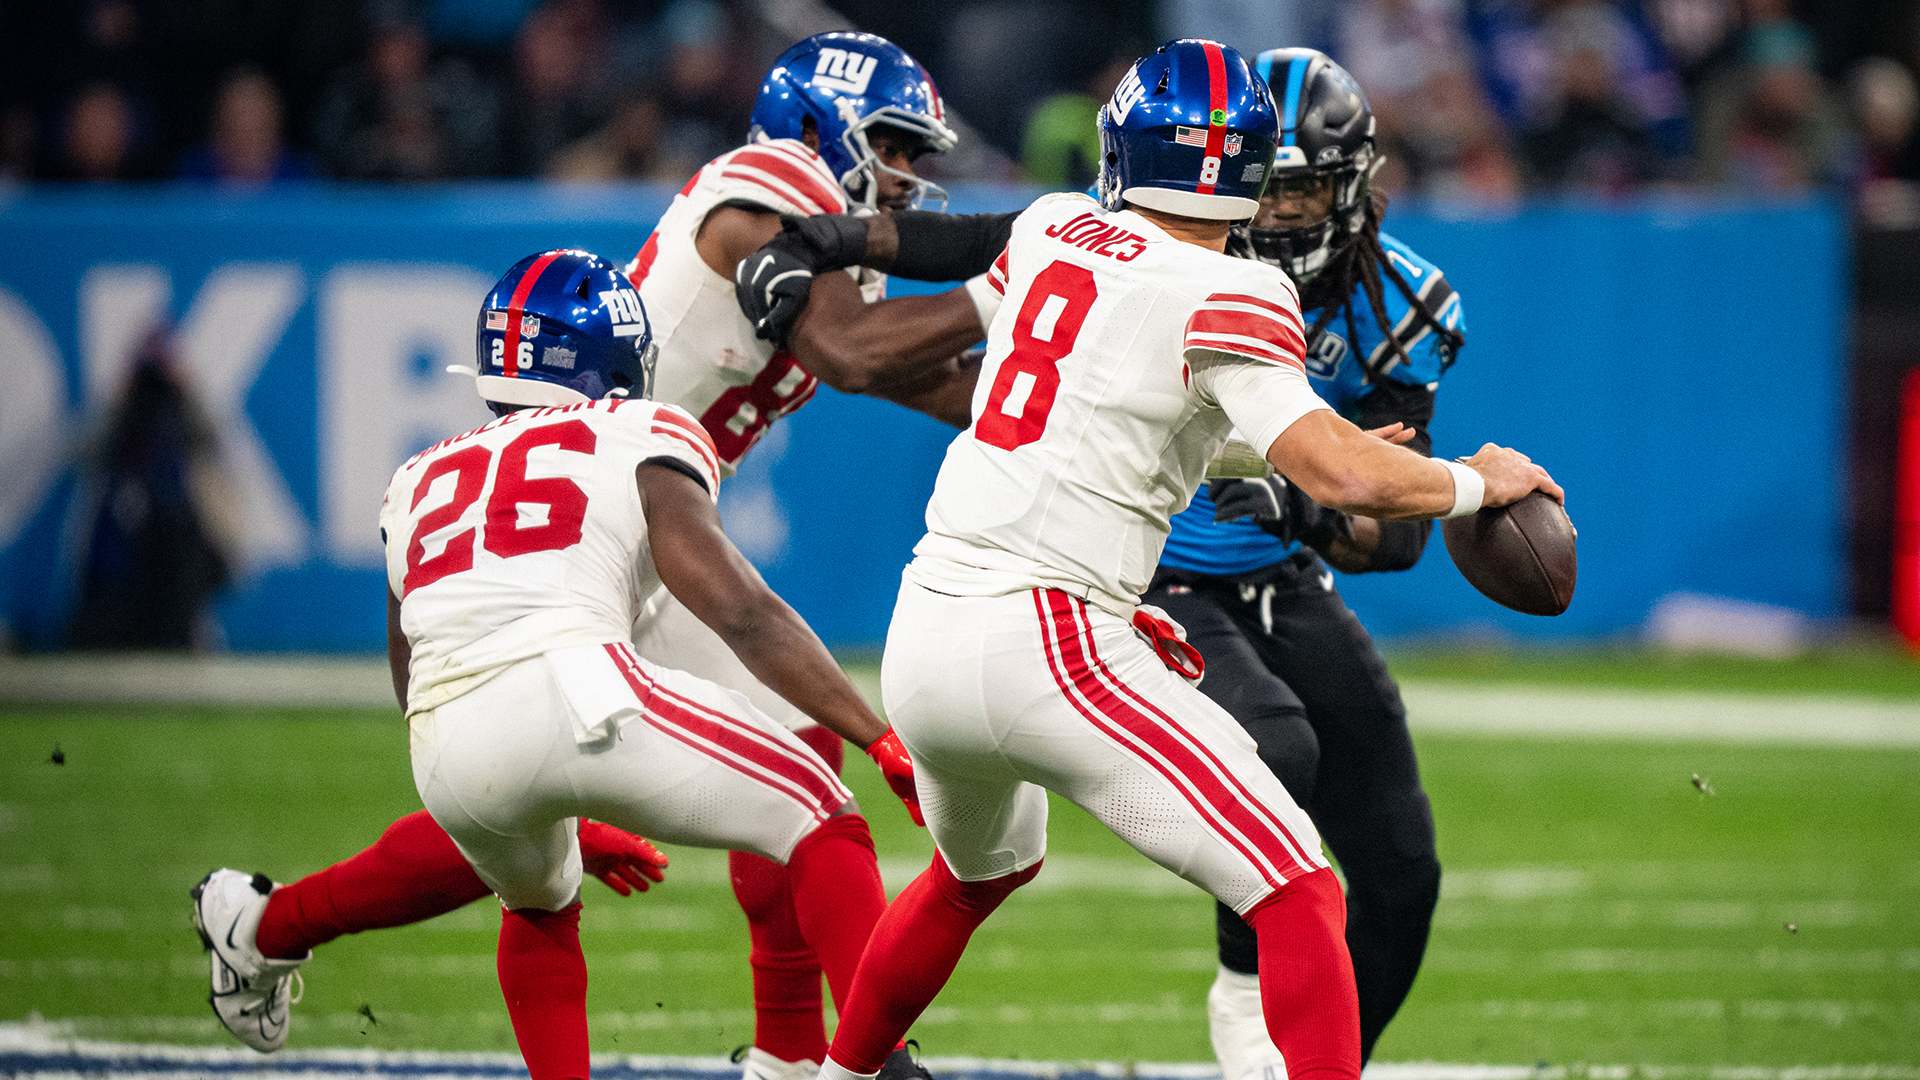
[1143,551,1441,1062]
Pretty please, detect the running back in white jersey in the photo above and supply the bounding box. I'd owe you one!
[625,138,886,474]
[379,399,722,714]
[910,192,1330,613]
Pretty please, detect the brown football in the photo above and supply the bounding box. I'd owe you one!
[1440,492,1577,616]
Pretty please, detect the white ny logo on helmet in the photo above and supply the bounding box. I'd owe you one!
[1109,67,1147,125]
[813,48,878,96]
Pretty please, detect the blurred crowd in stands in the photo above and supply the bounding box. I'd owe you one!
[3,0,1918,222]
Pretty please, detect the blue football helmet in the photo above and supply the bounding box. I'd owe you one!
[749,32,957,210]
[468,250,658,412]
[1097,39,1279,221]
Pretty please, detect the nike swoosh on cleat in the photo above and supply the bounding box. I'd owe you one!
[225,910,247,953]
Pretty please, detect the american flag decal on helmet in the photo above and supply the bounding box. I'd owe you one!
[1174,126,1208,147]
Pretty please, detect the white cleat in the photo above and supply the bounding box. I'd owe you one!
[1208,964,1287,1080]
[190,868,308,1053]
[736,1047,823,1080]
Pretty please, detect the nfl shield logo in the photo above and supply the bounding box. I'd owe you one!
[522,316,541,337]
[1223,133,1243,157]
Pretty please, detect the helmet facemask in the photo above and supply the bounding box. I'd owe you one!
[833,102,954,211]
[1239,146,1379,285]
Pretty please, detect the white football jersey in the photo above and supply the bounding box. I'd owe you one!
[908,193,1330,614]
[380,399,722,715]
[625,138,885,475]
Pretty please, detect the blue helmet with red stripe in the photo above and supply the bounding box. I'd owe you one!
[749,32,957,210]
[1097,39,1279,221]
[470,250,658,412]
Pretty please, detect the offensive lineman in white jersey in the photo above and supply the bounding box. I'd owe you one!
[193,33,984,1080]
[381,250,918,1080]
[812,41,1563,1080]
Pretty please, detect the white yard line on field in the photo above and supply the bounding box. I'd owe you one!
[1401,683,1920,747]
[5,655,1920,748]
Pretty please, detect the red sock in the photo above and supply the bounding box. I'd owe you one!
[785,813,886,1014]
[498,903,589,1080]
[1244,868,1361,1080]
[256,809,490,960]
[725,724,845,1063]
[825,854,1038,1073]
[731,850,828,1064]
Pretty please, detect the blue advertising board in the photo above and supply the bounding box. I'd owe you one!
[0,185,1845,650]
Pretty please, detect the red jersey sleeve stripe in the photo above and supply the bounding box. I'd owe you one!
[650,426,721,489]
[753,140,843,180]
[652,404,720,458]
[718,167,830,216]
[986,246,1010,294]
[1185,310,1306,359]
[625,232,661,288]
[1192,302,1304,343]
[651,410,722,482]
[1205,291,1300,321]
[722,150,846,214]
[1185,336,1306,371]
[1186,309,1306,350]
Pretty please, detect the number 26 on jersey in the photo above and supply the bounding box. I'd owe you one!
[404,420,595,595]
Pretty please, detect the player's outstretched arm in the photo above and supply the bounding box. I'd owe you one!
[637,462,890,748]
[1268,410,1562,520]
[783,273,984,424]
[706,204,983,426]
[1214,422,1431,573]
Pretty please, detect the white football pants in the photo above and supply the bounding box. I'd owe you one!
[881,581,1329,912]
[410,642,851,911]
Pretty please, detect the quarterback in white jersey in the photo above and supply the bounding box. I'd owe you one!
[381,250,919,1080]
[817,41,1561,1080]
[910,192,1327,614]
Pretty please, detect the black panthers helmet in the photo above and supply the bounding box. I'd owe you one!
[1234,48,1378,285]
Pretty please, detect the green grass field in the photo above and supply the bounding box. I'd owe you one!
[2,649,1917,1066]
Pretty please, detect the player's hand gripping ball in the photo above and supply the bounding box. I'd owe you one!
[865,728,926,826]
[578,820,670,896]
[1441,491,1577,615]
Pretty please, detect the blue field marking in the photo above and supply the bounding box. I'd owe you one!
[5,1030,1919,1080]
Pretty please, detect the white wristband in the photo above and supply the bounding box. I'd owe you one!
[962,272,1003,332]
[1440,459,1485,518]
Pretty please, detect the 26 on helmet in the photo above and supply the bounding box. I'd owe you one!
[749,32,957,210]
[1096,39,1279,221]
[469,250,658,411]
[1239,48,1378,283]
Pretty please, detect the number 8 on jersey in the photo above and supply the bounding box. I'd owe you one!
[975,261,1098,451]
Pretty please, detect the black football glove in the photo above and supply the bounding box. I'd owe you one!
[734,214,873,347]
[1208,476,1354,553]
[735,246,815,347]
